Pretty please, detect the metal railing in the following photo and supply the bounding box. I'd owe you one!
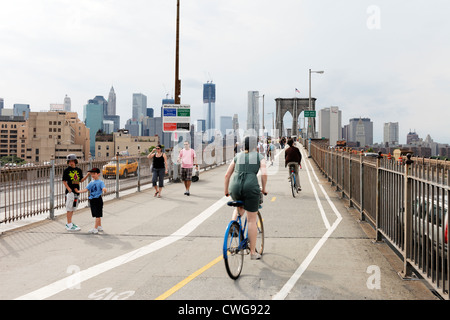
[0,145,233,225]
[309,140,449,299]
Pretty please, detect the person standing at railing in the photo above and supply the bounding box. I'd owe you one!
[148,145,168,198]
[62,154,90,231]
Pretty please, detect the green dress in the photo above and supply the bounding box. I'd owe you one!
[229,151,263,212]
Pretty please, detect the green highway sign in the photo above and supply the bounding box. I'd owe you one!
[304,110,316,117]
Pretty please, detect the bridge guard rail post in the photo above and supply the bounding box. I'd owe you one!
[137,156,141,192]
[115,152,120,199]
[359,153,365,221]
[49,154,55,220]
[400,161,414,279]
[375,157,383,242]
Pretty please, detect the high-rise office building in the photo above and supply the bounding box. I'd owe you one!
[84,101,104,156]
[107,87,116,116]
[247,91,260,133]
[64,95,71,112]
[89,96,108,116]
[13,104,30,119]
[232,114,239,132]
[346,117,373,146]
[132,93,147,121]
[318,106,342,146]
[383,122,399,145]
[220,116,233,136]
[203,82,216,131]
[197,119,206,133]
[0,98,4,113]
[407,130,419,144]
[161,98,175,117]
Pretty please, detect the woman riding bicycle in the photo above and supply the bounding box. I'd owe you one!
[224,135,268,260]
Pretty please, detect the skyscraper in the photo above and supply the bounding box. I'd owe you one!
[203,82,216,131]
[84,101,104,156]
[232,114,239,132]
[347,117,373,146]
[247,91,260,133]
[13,104,30,119]
[107,86,116,116]
[89,96,108,116]
[406,130,419,144]
[318,106,342,146]
[132,93,147,121]
[220,116,233,136]
[64,94,71,112]
[383,122,399,145]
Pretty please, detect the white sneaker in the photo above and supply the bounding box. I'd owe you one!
[251,253,262,260]
[66,223,80,231]
[88,228,98,234]
[97,226,103,232]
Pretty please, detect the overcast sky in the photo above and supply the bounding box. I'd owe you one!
[1,0,449,144]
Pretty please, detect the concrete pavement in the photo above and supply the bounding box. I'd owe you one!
[0,147,439,300]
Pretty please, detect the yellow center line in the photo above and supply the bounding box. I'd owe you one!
[155,255,223,300]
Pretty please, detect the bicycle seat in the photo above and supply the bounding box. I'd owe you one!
[227,200,244,207]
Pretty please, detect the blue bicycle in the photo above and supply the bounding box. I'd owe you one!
[223,197,265,280]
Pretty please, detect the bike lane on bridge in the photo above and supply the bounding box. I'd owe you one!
[0,147,438,302]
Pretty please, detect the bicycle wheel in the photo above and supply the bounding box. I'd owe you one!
[254,211,264,255]
[290,173,296,198]
[223,221,244,280]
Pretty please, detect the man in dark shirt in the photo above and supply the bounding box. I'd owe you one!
[285,138,302,191]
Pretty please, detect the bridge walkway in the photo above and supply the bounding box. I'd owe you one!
[0,147,438,300]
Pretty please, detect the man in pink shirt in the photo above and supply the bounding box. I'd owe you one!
[178,141,198,196]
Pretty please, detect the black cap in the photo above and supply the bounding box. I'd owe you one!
[88,168,100,173]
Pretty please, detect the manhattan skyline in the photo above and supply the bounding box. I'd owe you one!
[0,1,449,144]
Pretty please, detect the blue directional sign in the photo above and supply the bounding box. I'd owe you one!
[163,108,177,117]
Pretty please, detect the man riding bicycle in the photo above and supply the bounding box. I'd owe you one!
[285,138,302,191]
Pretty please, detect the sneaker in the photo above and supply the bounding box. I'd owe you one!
[66,223,80,231]
[251,253,262,260]
[88,228,98,234]
[97,226,103,232]
[185,191,190,196]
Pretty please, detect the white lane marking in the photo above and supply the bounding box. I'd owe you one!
[15,196,229,300]
[273,147,343,300]
[303,156,331,229]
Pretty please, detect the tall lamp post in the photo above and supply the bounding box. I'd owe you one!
[308,69,324,157]
[267,112,274,137]
[174,0,181,104]
[308,69,324,139]
[256,94,265,138]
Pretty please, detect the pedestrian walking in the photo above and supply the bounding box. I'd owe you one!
[75,168,107,234]
[178,141,198,196]
[147,145,168,198]
[62,154,90,231]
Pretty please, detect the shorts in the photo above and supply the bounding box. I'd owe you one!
[65,192,79,212]
[181,167,193,181]
[89,197,103,218]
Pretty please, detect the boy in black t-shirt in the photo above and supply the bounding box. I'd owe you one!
[62,154,90,231]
